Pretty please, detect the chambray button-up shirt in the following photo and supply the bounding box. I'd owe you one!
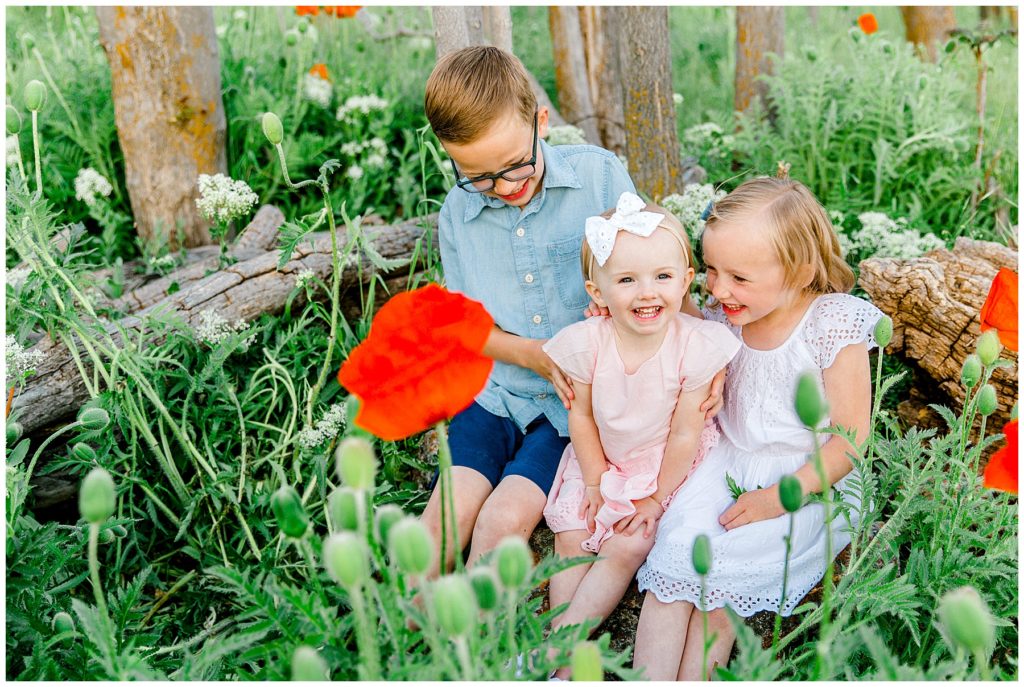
[438,141,635,436]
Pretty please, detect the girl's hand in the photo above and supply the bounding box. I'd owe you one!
[719,485,783,530]
[583,300,610,319]
[578,485,604,533]
[699,368,727,420]
[524,340,575,408]
[615,496,664,538]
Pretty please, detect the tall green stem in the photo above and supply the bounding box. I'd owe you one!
[435,422,461,573]
[810,428,833,680]
[31,110,42,198]
[306,193,343,424]
[771,514,796,656]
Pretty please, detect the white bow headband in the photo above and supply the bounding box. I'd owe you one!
[584,192,687,268]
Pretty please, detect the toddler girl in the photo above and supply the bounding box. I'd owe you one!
[633,177,883,680]
[541,192,740,678]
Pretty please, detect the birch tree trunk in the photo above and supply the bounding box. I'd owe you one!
[580,6,626,154]
[900,6,958,62]
[735,7,785,116]
[616,7,682,200]
[95,7,226,249]
[549,7,600,142]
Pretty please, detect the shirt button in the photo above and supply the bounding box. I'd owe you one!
[532,314,542,324]
[515,227,525,237]
[524,273,534,284]
[538,393,548,400]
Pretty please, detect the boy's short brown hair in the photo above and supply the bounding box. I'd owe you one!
[424,46,537,145]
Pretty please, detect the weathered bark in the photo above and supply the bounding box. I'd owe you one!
[735,7,785,116]
[900,6,958,62]
[13,213,439,433]
[95,7,226,249]
[549,7,600,143]
[979,6,1003,23]
[617,7,682,200]
[580,6,626,154]
[482,5,513,53]
[859,238,1018,430]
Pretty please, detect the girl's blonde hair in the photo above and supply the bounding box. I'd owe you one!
[580,201,696,282]
[704,177,854,294]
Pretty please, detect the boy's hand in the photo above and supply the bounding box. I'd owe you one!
[524,341,575,408]
[719,484,783,530]
[583,301,610,319]
[578,485,604,533]
[699,368,727,420]
[615,496,664,538]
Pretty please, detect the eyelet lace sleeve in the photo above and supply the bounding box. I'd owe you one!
[802,293,884,369]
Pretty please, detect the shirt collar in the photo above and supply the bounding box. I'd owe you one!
[462,140,583,223]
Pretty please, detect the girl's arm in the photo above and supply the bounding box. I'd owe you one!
[567,381,608,532]
[720,342,871,530]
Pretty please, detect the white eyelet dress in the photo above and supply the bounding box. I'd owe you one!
[636,293,883,616]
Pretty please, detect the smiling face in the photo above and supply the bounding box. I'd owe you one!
[441,107,549,208]
[586,228,694,343]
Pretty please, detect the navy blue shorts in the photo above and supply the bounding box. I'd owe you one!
[436,402,569,495]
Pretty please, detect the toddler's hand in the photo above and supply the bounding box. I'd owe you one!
[583,300,610,319]
[578,485,604,533]
[525,341,575,408]
[699,368,727,420]
[719,485,783,530]
[616,496,664,538]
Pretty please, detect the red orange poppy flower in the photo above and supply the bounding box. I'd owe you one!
[325,6,362,18]
[338,284,494,441]
[857,13,878,35]
[309,63,330,81]
[983,419,1018,495]
[295,6,320,17]
[980,267,1018,351]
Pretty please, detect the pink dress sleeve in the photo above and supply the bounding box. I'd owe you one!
[678,317,742,392]
[541,318,601,384]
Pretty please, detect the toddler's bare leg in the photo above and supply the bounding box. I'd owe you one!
[677,606,736,680]
[549,531,595,616]
[633,594,694,680]
[466,475,547,565]
[420,466,493,577]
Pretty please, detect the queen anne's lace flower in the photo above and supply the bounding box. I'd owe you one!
[195,174,258,225]
[847,211,945,260]
[346,165,364,180]
[5,335,45,385]
[74,168,114,207]
[364,153,386,169]
[295,269,316,290]
[302,73,333,108]
[660,183,727,242]
[193,309,256,349]
[546,125,587,146]
[296,401,348,449]
[336,94,389,123]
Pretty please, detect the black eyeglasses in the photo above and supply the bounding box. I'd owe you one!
[450,112,538,193]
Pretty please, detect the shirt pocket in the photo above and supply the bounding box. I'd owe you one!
[546,236,590,311]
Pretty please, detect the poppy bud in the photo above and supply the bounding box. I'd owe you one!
[937,586,995,656]
[329,487,360,532]
[335,436,376,490]
[322,532,368,589]
[6,105,22,135]
[571,641,603,681]
[873,315,893,349]
[692,534,712,575]
[794,372,827,429]
[22,33,35,50]
[271,485,309,538]
[262,112,284,145]
[78,407,110,431]
[961,354,982,389]
[977,329,1002,366]
[24,80,46,112]
[79,467,116,524]
[374,503,404,545]
[778,475,803,513]
[6,420,23,444]
[977,384,998,417]
[431,574,477,636]
[388,517,433,576]
[100,527,115,544]
[495,536,532,590]
[468,566,500,612]
[71,442,97,463]
[297,18,310,33]
[110,524,128,538]
[51,611,75,635]
[291,645,329,681]
[284,29,299,46]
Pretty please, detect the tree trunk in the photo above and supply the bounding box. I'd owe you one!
[979,6,1003,25]
[549,7,600,142]
[482,6,513,53]
[579,6,626,155]
[734,7,785,116]
[616,7,682,201]
[900,6,958,62]
[95,7,226,249]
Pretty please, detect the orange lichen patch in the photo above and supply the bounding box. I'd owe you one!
[115,42,133,70]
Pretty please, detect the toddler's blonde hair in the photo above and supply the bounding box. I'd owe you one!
[581,202,696,282]
[703,177,854,294]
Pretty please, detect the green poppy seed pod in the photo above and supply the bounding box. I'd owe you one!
[6,420,23,445]
[873,315,893,349]
[778,475,803,513]
[977,329,1002,366]
[322,532,369,589]
[388,517,433,576]
[51,611,75,635]
[291,645,329,681]
[495,536,533,590]
[71,442,97,463]
[24,80,46,112]
[262,112,284,145]
[431,574,477,636]
[374,503,404,546]
[937,586,995,656]
[271,485,309,538]
[977,384,998,417]
[468,566,500,612]
[78,407,110,431]
[100,527,115,544]
[6,105,22,135]
[79,467,116,524]
[570,641,603,682]
[22,33,36,50]
[335,436,377,490]
[329,487,360,532]
[692,534,712,576]
[794,372,827,429]
[110,524,128,538]
[961,354,982,389]
[285,29,299,46]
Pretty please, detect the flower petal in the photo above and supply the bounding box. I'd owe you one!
[980,268,1018,351]
[983,419,1018,495]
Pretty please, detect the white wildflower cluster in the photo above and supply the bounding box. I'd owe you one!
[546,125,587,146]
[673,93,684,107]
[215,24,227,39]
[5,335,45,385]
[844,211,946,260]
[6,135,21,168]
[147,254,178,273]
[296,401,348,449]
[302,73,333,108]
[294,269,317,290]
[660,183,727,242]
[340,137,388,169]
[682,122,735,161]
[347,165,364,180]
[6,464,21,498]
[336,94,389,124]
[193,309,256,349]
[195,174,258,225]
[74,168,113,207]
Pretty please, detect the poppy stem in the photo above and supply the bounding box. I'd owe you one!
[435,421,461,573]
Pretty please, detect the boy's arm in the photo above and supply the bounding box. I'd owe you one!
[484,329,575,408]
[567,381,607,532]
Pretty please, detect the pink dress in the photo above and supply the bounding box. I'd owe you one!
[542,314,741,553]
